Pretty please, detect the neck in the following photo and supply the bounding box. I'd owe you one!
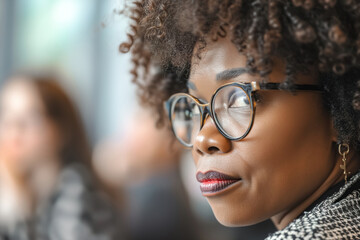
[271,152,360,230]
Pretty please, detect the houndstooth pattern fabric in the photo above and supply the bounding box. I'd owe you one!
[0,163,125,240]
[266,172,360,240]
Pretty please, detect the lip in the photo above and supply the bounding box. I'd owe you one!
[196,171,241,196]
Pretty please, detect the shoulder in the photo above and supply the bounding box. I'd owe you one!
[51,163,94,207]
[41,163,125,239]
[266,173,360,240]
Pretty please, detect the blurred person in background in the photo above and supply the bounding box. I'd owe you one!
[0,74,125,240]
[93,109,199,240]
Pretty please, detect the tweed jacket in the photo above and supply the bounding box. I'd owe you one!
[0,163,125,240]
[266,171,360,240]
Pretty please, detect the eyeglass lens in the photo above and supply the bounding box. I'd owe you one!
[171,95,201,146]
[213,85,252,139]
[170,85,253,146]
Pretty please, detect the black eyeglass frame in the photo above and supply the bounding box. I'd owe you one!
[164,81,322,147]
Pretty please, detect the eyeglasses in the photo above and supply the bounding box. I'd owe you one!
[164,81,322,147]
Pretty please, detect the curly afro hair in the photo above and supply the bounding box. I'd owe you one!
[120,0,360,148]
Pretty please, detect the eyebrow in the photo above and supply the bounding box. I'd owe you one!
[188,67,250,95]
[216,67,249,82]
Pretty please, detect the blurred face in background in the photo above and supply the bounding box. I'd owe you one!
[0,79,61,176]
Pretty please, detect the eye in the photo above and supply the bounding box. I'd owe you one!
[174,99,200,121]
[175,104,192,120]
[228,89,250,108]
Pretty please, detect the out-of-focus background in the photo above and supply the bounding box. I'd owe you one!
[0,1,276,239]
[0,0,135,142]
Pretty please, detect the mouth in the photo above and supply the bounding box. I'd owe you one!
[196,171,241,196]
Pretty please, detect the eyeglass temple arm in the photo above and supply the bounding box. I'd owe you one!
[164,100,172,117]
[251,82,322,91]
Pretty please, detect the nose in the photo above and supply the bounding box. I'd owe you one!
[193,117,232,155]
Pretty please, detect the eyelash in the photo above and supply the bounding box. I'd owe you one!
[197,92,262,105]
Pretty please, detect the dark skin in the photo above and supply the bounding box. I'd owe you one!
[189,36,360,229]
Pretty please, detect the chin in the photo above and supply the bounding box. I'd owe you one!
[208,198,264,227]
[213,209,264,227]
[215,215,242,227]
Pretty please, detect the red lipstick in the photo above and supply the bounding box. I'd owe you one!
[196,171,241,196]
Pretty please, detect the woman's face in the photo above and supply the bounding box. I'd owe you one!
[0,80,60,175]
[189,37,337,226]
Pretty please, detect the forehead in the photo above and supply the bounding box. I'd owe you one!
[0,80,43,114]
[190,37,248,77]
[188,36,317,97]
[188,37,269,96]
[189,37,243,96]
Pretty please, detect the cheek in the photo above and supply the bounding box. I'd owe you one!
[0,124,60,176]
[237,94,334,214]
[249,94,332,169]
[204,94,335,226]
[24,123,61,158]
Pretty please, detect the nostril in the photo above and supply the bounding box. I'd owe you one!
[208,146,220,153]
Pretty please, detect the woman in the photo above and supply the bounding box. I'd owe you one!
[121,0,360,239]
[0,74,124,240]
